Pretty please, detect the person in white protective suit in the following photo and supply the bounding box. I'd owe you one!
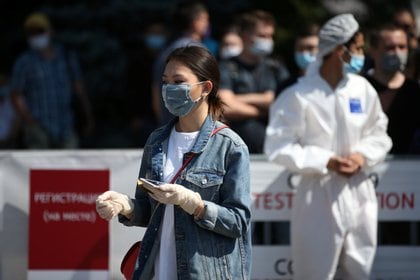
[264,14,392,280]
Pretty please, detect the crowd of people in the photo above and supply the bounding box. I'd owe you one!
[92,6,420,278]
[0,2,419,155]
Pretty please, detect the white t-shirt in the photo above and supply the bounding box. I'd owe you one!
[153,127,199,280]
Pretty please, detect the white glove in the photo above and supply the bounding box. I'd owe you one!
[149,183,202,215]
[96,191,134,221]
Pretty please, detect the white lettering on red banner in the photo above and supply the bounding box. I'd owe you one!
[34,192,100,204]
[42,210,97,223]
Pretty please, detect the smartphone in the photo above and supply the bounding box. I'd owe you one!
[137,178,165,193]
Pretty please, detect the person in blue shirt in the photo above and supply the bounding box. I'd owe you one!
[11,12,93,149]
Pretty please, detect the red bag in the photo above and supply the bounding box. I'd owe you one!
[120,241,141,280]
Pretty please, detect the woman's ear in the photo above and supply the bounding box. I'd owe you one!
[202,81,213,96]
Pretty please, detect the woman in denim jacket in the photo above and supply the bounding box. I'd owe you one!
[96,46,252,280]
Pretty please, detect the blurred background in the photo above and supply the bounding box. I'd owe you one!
[0,0,417,149]
[1,3,419,278]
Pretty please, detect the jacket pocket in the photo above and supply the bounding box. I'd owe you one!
[184,169,224,201]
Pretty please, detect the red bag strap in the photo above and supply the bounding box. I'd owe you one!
[169,124,228,184]
[210,124,228,136]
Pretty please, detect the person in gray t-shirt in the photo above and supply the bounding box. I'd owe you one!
[218,10,289,153]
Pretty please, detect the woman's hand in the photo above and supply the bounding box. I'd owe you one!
[148,183,203,215]
[95,191,134,221]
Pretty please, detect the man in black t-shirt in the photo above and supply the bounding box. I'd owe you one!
[364,24,420,154]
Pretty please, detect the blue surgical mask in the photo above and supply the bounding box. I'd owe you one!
[344,53,365,74]
[294,51,316,70]
[162,82,204,116]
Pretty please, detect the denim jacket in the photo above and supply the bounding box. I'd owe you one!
[119,115,252,280]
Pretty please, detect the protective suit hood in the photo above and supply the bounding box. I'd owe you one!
[318,13,359,58]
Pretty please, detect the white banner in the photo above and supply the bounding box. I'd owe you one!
[251,158,420,221]
[0,150,146,280]
[251,246,420,280]
[0,151,419,280]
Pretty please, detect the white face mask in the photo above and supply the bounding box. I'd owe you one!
[219,46,242,59]
[251,37,274,56]
[28,33,50,50]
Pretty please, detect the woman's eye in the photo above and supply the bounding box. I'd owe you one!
[161,80,187,85]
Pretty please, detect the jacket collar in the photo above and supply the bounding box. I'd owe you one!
[161,115,217,154]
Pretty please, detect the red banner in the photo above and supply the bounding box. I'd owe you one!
[28,169,109,270]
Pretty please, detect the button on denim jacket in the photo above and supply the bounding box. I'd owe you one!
[119,115,252,280]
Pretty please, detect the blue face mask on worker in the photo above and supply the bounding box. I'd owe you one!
[294,51,317,70]
[343,48,365,74]
[162,82,205,116]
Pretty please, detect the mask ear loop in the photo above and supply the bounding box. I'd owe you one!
[186,81,203,103]
[188,81,205,103]
[192,95,203,103]
[342,46,352,61]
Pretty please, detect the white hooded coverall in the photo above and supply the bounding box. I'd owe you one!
[264,66,392,280]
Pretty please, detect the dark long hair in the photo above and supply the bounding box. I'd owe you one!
[166,46,225,120]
